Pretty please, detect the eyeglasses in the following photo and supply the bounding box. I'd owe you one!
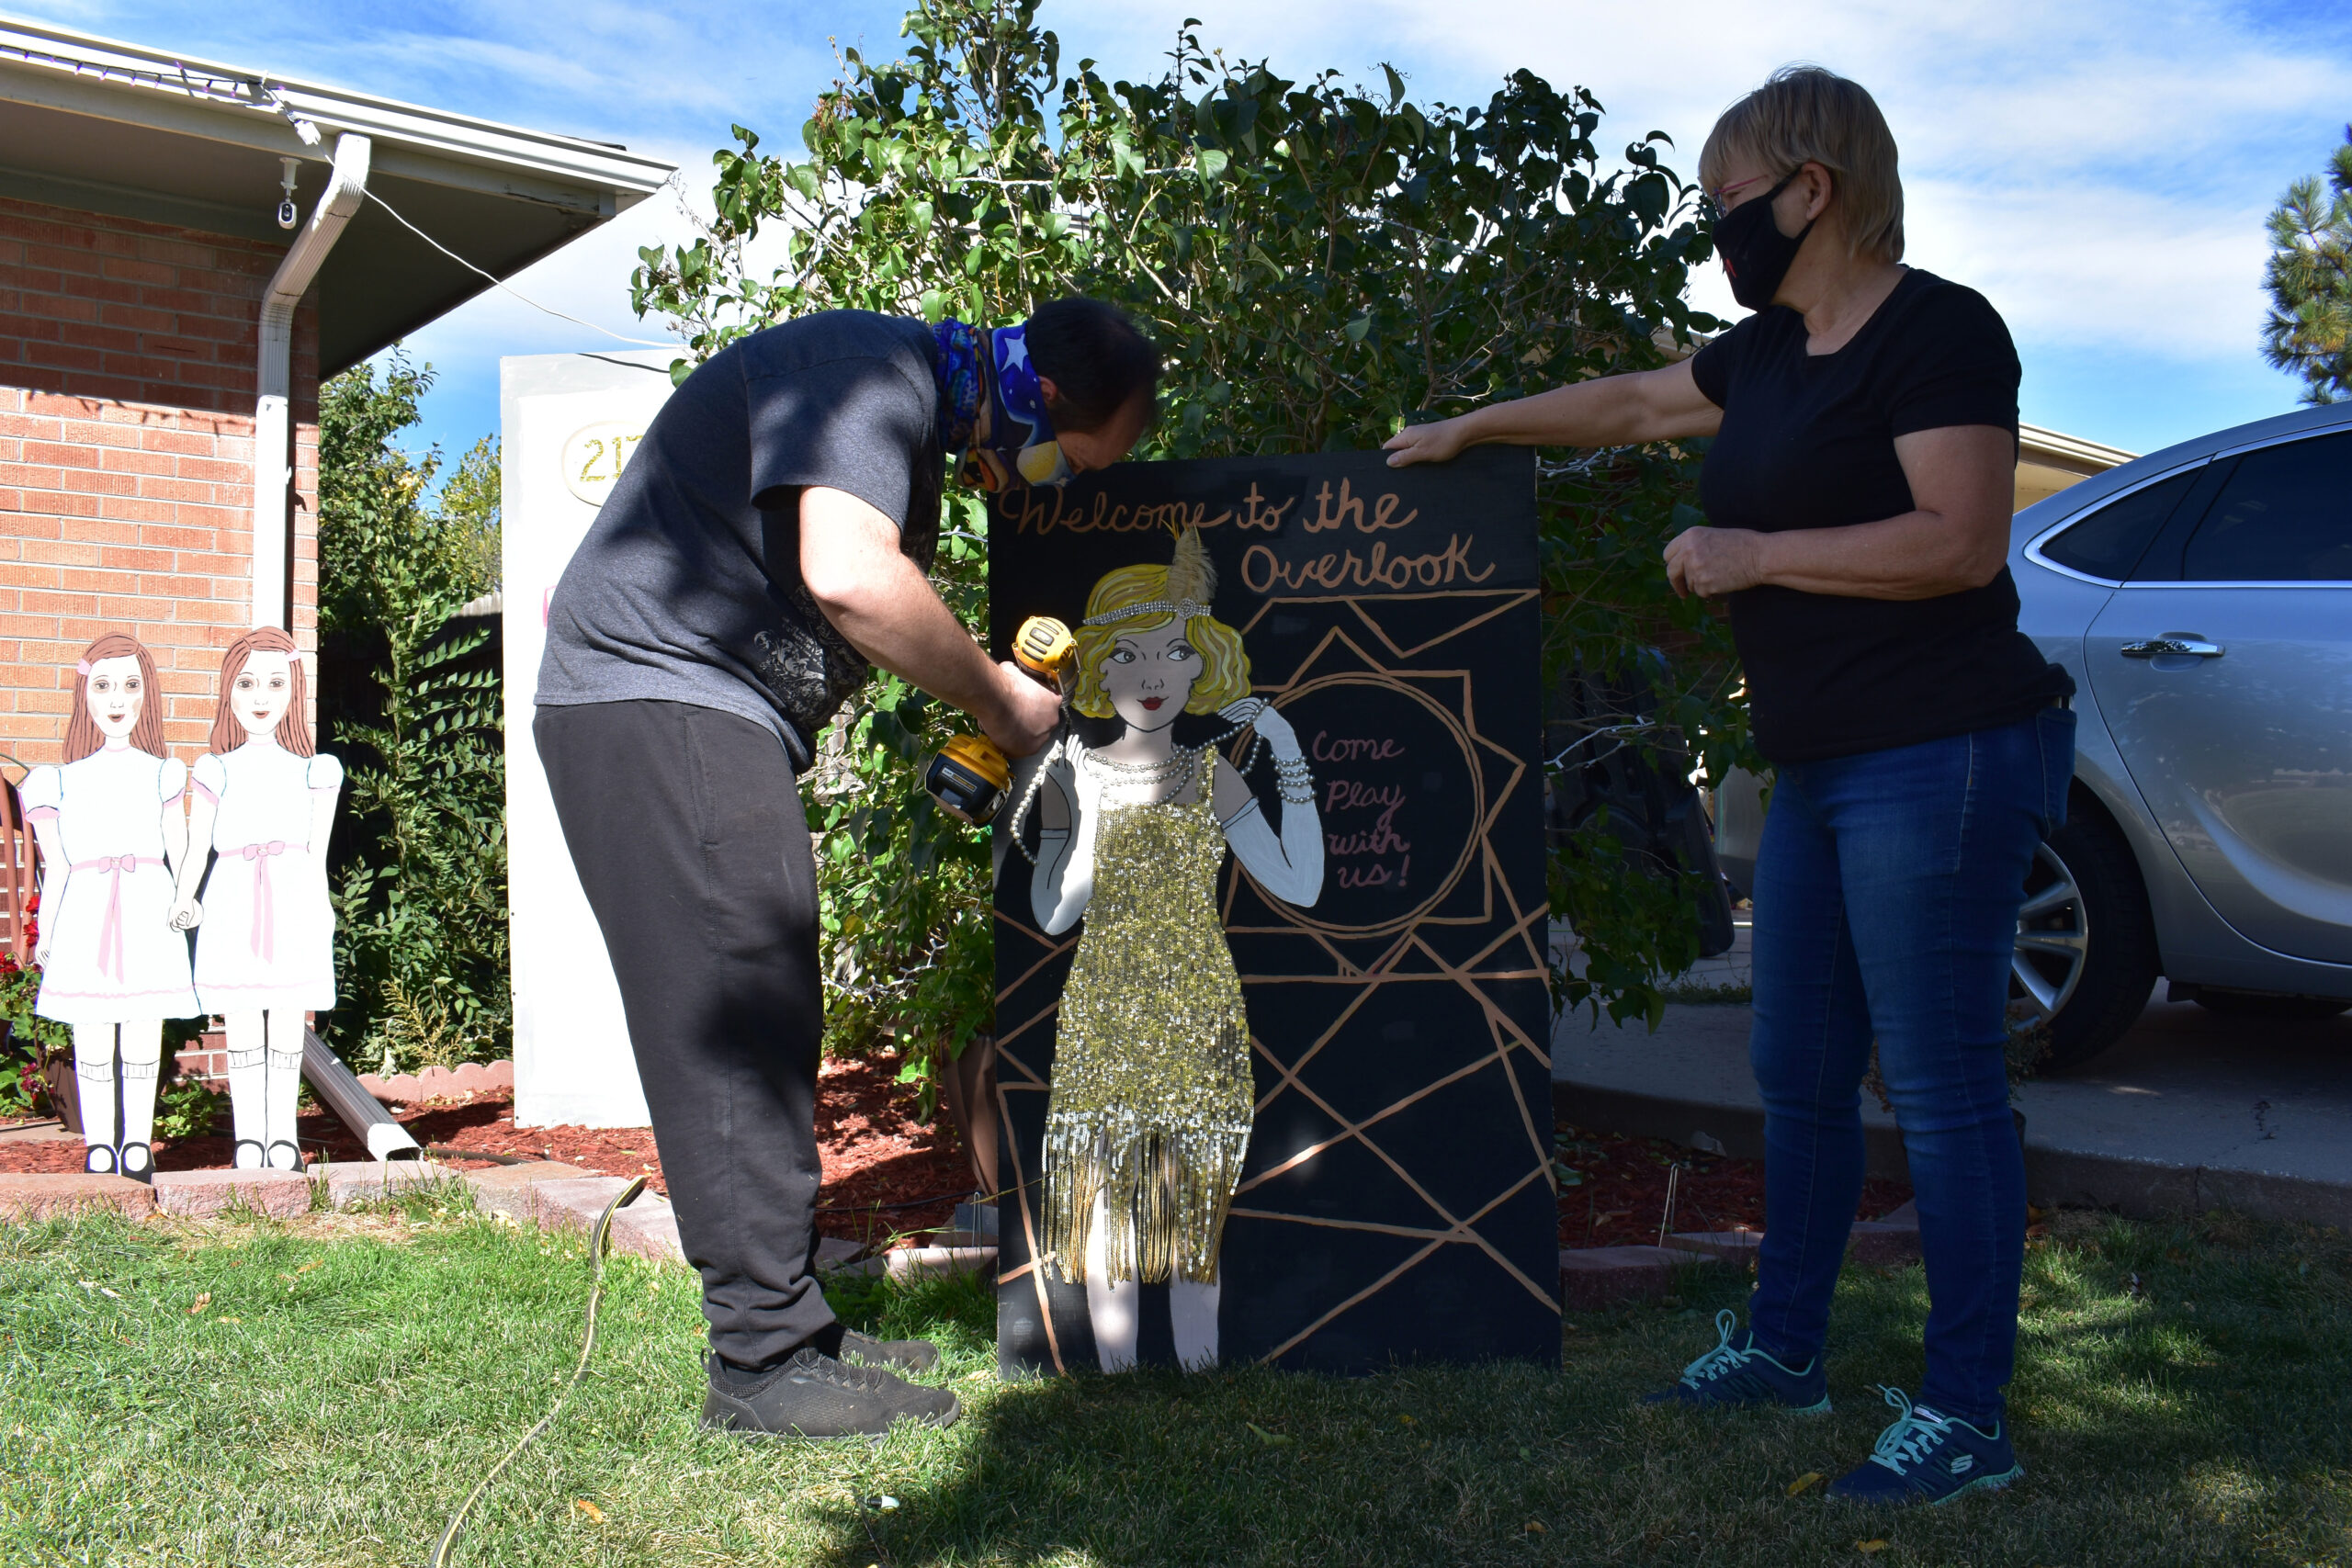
[1701,170,1792,224]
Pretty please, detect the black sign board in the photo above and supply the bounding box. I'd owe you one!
[989,447,1556,1374]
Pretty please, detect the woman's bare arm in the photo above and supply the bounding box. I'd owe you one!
[1383,358,1723,468]
[1663,425,2016,601]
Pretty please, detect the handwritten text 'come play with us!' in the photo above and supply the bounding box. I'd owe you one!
[1001,478,1497,595]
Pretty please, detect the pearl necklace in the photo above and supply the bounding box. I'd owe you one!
[1004,716,1271,865]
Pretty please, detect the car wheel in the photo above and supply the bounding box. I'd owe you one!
[2192,989,2352,1021]
[2015,808,2159,1072]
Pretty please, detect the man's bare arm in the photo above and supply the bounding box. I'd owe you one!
[799,486,1059,756]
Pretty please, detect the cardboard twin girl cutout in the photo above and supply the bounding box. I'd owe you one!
[23,635,194,1181]
[28,628,340,1179]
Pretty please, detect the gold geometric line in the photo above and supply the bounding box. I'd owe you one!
[1235,1046,1502,1192]
[1253,1235,1448,1366]
[992,1072,1065,1375]
[993,921,1080,1003]
[1241,1044,1543,1297]
[1485,1002,1553,1188]
[1248,981,1380,1116]
[1343,592,1541,662]
[1249,1162,1558,1364]
[993,998,1065,1059]
[1226,1208,1453,1241]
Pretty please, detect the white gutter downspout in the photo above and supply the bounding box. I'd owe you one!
[252,131,369,631]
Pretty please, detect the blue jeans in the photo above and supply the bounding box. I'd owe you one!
[1746,705,2075,1427]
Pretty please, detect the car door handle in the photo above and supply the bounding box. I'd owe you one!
[2120,637,2224,659]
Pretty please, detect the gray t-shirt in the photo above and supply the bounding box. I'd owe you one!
[536,311,942,766]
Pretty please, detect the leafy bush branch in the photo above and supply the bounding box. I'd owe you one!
[317,356,509,1073]
[630,0,1753,1082]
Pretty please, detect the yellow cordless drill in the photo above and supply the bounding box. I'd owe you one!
[922,615,1074,826]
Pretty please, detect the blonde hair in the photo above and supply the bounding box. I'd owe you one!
[1069,529,1250,720]
[1699,65,1905,264]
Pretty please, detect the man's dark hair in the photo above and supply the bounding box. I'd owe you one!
[1023,297,1160,433]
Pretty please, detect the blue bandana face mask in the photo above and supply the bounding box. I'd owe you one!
[933,321,1070,491]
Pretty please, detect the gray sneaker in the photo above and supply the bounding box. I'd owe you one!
[838,1328,942,1374]
[701,1348,959,1440]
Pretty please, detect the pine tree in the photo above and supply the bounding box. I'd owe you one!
[2263,128,2352,404]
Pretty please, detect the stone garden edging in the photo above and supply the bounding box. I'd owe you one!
[0,1159,995,1281]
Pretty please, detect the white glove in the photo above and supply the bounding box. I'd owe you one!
[1223,696,1301,757]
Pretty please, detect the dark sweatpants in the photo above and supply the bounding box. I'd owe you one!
[536,698,832,1370]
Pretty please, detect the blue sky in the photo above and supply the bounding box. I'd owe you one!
[13,0,2352,470]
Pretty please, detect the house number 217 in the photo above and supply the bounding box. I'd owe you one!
[561,421,648,507]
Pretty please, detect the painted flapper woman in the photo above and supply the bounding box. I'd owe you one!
[22,633,200,1181]
[1025,525,1323,1371]
[169,627,342,1171]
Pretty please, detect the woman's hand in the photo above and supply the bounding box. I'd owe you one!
[169,897,202,931]
[1382,417,1472,468]
[1664,526,1770,598]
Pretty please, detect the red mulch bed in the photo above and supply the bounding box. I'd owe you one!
[1556,1123,1909,1248]
[0,1051,976,1245]
[5,1074,1912,1255]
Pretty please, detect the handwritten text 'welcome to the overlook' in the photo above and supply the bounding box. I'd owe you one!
[1002,479,1496,593]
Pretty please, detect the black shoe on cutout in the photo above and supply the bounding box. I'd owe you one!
[837,1328,942,1374]
[117,1142,153,1184]
[701,1348,959,1440]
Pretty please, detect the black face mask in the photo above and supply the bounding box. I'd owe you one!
[1711,171,1815,310]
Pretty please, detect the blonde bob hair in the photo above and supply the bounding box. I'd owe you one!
[1699,65,1904,265]
[1069,544,1251,721]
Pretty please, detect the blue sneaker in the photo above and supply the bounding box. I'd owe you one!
[1828,1386,2023,1505]
[1642,1309,1831,1412]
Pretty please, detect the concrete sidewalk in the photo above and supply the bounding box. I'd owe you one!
[1553,979,2352,1228]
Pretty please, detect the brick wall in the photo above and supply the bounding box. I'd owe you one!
[0,197,318,768]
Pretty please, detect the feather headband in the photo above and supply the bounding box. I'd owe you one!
[1080,525,1217,626]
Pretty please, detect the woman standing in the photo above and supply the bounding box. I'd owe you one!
[1025,525,1323,1371]
[23,633,199,1181]
[171,626,343,1172]
[1386,66,2073,1505]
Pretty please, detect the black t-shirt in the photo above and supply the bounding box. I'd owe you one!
[537,311,943,767]
[1690,269,2069,763]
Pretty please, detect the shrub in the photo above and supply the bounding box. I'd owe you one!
[629,0,1749,1094]
[316,355,509,1074]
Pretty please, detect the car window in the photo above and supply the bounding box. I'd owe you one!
[2180,429,2352,582]
[2040,468,2199,581]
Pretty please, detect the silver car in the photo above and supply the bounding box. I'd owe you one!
[1717,403,2352,1068]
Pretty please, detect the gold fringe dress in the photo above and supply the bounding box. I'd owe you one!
[1042,747,1252,1286]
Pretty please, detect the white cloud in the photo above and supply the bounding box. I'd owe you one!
[1050,0,2338,435]
[11,0,2341,449]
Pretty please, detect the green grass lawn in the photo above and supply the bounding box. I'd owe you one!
[6,1186,2351,1566]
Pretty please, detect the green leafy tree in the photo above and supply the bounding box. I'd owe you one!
[317,355,510,1072]
[630,0,1747,1074]
[2264,128,2352,403]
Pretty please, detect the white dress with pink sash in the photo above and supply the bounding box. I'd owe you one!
[191,745,341,1014]
[24,748,200,1026]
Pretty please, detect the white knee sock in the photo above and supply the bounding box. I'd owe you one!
[225,1013,266,1166]
[117,1025,162,1177]
[1170,1275,1223,1371]
[73,1028,119,1163]
[265,1019,303,1168]
[1084,1190,1140,1373]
